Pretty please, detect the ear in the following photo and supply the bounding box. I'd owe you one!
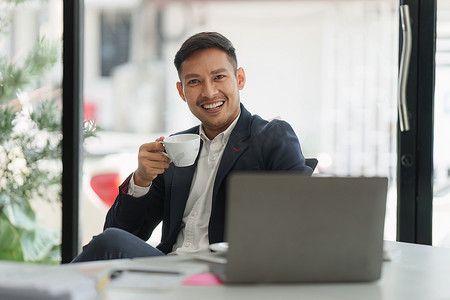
[236,67,246,90]
[176,82,186,102]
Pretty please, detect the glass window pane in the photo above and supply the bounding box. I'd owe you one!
[433,0,450,247]
[0,0,63,263]
[81,0,398,247]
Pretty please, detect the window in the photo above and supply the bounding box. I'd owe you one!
[100,11,132,77]
[0,0,63,263]
[80,0,399,248]
[433,0,450,247]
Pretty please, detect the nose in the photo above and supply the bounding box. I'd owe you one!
[201,80,219,99]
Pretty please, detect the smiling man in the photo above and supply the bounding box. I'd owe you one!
[175,47,244,140]
[72,32,312,262]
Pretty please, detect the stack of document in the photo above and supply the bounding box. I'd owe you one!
[0,261,97,300]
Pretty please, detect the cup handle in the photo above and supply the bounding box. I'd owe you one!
[158,140,171,160]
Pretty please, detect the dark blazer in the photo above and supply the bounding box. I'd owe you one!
[104,104,312,254]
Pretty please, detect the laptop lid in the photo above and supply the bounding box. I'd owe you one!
[224,173,388,283]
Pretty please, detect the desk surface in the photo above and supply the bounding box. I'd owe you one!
[84,241,450,300]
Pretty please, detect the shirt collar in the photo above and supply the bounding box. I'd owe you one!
[199,112,241,145]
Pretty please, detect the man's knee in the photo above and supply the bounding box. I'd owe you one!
[91,227,131,249]
[72,227,163,262]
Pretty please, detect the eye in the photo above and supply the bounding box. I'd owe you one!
[215,74,226,80]
[187,79,200,85]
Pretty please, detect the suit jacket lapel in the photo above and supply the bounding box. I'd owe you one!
[213,104,252,201]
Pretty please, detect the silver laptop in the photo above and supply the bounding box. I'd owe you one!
[222,173,388,283]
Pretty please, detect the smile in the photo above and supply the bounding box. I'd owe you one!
[202,101,224,110]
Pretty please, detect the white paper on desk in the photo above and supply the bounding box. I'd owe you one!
[105,259,209,291]
[0,261,96,300]
[107,271,184,291]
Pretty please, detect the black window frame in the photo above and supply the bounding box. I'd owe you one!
[62,0,84,263]
[397,0,436,245]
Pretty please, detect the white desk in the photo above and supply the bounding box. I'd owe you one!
[91,241,450,300]
[1,241,448,299]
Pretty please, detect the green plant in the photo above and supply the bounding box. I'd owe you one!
[0,1,63,263]
[1,0,98,264]
[0,100,62,263]
[0,38,59,102]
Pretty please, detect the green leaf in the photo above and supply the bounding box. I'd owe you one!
[3,200,36,230]
[24,37,59,78]
[21,227,61,262]
[30,99,62,132]
[37,244,61,264]
[0,38,59,103]
[0,212,24,261]
[0,106,15,143]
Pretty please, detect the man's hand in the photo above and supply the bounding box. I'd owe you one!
[134,136,171,187]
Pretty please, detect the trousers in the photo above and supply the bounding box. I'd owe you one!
[71,227,165,263]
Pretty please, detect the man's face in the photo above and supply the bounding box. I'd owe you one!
[176,48,246,139]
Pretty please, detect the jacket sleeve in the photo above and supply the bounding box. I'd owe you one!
[104,173,165,241]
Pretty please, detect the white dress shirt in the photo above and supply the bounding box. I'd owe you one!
[128,115,239,254]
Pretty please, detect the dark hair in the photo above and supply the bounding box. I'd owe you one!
[174,32,238,76]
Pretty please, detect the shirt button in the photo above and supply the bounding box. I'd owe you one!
[185,242,191,247]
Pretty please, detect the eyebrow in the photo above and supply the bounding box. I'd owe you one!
[183,68,230,81]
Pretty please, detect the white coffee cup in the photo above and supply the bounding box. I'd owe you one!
[162,134,200,167]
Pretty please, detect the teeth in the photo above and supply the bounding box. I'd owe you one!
[203,102,224,110]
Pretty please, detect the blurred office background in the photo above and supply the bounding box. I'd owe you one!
[1,0,449,262]
[81,0,401,246]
